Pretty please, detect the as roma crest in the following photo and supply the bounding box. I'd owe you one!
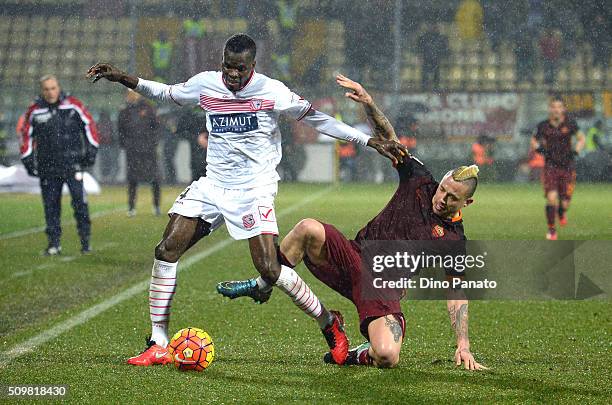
[242,213,255,229]
[432,225,445,238]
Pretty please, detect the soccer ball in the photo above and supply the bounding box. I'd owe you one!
[168,327,215,371]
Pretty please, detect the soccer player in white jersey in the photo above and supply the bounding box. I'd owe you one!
[87,33,408,366]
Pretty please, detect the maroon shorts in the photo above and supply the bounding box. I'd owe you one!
[542,166,576,200]
[303,222,405,340]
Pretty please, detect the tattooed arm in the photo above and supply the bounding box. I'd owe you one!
[364,101,399,142]
[336,74,399,142]
[447,281,487,370]
[447,299,470,349]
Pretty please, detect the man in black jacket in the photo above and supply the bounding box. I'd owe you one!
[117,90,162,216]
[175,107,208,182]
[21,75,99,255]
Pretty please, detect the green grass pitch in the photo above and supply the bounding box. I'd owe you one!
[0,182,610,403]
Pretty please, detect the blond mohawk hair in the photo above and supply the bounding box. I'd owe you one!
[444,164,479,198]
[452,165,479,182]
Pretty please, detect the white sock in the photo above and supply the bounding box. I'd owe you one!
[149,259,178,347]
[274,265,323,319]
[255,276,272,292]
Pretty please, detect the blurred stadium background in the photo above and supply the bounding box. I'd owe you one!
[0,0,610,184]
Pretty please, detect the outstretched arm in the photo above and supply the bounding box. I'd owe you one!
[447,281,488,371]
[86,63,138,88]
[336,74,398,142]
[300,109,407,164]
[86,63,198,106]
[300,109,371,145]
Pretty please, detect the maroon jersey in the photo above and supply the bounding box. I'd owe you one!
[354,156,465,245]
[303,157,466,338]
[535,117,579,168]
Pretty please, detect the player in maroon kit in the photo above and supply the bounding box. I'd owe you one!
[531,96,585,240]
[219,75,487,370]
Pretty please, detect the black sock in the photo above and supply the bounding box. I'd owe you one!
[318,310,334,329]
[545,205,555,228]
[558,205,565,219]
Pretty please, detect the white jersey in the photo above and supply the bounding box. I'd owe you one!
[142,71,311,189]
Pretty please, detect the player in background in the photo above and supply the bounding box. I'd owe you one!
[531,96,585,240]
[219,75,487,370]
[86,34,407,366]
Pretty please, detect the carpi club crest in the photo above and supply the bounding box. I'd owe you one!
[242,213,255,229]
[250,99,263,110]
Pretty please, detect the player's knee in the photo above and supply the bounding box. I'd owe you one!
[155,237,180,263]
[293,218,321,238]
[294,218,324,247]
[371,345,400,368]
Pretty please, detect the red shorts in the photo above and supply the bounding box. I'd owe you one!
[303,223,405,340]
[542,166,576,200]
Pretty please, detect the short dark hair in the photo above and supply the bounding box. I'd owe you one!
[462,177,478,198]
[549,94,564,104]
[224,33,256,60]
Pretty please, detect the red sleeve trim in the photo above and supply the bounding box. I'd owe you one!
[20,104,38,157]
[65,96,99,147]
[296,105,313,121]
[168,85,183,106]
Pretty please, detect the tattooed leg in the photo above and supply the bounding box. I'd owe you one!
[366,315,403,368]
[385,316,403,343]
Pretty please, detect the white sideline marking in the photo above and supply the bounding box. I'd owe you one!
[0,186,333,367]
[0,207,124,241]
[8,243,120,280]
[11,270,39,278]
